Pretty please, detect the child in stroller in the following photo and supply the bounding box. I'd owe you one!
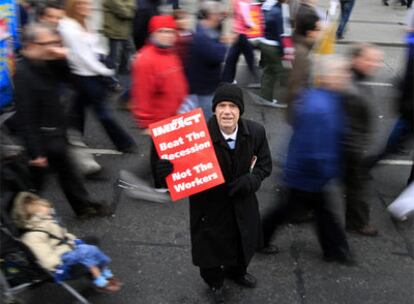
[11,192,122,294]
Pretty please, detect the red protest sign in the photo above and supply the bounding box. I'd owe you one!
[246,3,264,39]
[149,109,225,201]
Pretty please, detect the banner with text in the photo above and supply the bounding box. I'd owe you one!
[150,109,225,201]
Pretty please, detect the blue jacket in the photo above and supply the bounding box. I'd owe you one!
[187,24,227,95]
[262,2,283,48]
[284,88,344,192]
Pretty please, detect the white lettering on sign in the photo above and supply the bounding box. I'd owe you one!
[185,131,206,142]
[173,172,219,192]
[193,162,213,174]
[152,113,202,137]
[159,137,184,151]
[161,141,211,160]
[172,168,192,181]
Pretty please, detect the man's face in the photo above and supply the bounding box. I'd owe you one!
[39,7,64,27]
[215,101,240,133]
[26,29,66,60]
[307,21,322,42]
[152,28,177,47]
[353,47,384,77]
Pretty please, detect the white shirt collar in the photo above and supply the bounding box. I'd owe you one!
[220,125,238,141]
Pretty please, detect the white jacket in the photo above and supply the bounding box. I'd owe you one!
[58,17,114,77]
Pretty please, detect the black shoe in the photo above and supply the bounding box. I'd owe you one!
[89,202,115,217]
[323,254,357,267]
[258,244,280,255]
[75,206,99,220]
[210,287,224,304]
[229,273,257,288]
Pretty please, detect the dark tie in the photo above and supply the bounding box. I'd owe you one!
[226,138,235,150]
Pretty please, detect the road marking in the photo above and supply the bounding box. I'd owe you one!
[378,159,413,166]
[83,148,123,155]
[360,81,393,87]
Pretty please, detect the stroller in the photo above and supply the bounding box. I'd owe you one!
[0,150,92,304]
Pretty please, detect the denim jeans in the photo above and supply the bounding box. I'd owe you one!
[71,75,135,151]
[336,0,355,37]
[222,34,257,83]
[187,94,214,121]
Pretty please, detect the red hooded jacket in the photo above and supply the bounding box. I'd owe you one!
[131,43,188,129]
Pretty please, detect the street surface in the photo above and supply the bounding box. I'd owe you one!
[16,0,414,303]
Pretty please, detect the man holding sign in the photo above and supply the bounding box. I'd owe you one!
[157,84,272,303]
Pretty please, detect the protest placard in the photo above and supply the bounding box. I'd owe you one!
[149,109,225,201]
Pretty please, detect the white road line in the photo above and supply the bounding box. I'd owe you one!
[378,159,413,166]
[360,81,393,87]
[83,148,123,155]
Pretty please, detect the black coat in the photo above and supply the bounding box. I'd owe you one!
[189,117,272,268]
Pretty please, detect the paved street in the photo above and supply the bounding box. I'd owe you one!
[15,0,414,303]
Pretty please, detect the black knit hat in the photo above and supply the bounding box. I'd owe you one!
[212,83,244,115]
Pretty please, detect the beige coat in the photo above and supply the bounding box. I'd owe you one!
[12,192,76,271]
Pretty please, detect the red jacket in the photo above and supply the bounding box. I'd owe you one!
[131,43,188,128]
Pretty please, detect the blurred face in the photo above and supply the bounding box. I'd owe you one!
[353,47,384,77]
[176,15,191,31]
[40,7,65,27]
[152,28,177,47]
[307,21,323,42]
[321,63,351,91]
[25,29,66,60]
[215,101,240,134]
[74,0,91,19]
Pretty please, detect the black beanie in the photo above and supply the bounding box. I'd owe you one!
[212,83,244,115]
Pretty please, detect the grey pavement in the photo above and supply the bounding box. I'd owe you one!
[14,0,414,303]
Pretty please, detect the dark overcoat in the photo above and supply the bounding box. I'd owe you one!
[189,116,272,268]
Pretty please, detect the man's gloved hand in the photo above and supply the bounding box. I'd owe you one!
[155,159,174,179]
[228,174,260,198]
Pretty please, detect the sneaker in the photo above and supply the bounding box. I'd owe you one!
[270,99,288,108]
[154,188,169,193]
[346,225,378,237]
[247,82,261,89]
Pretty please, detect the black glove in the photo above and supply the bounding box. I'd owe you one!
[228,174,260,198]
[155,159,174,179]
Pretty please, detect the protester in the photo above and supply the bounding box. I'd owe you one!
[14,22,111,219]
[256,0,288,108]
[336,0,355,40]
[221,0,258,84]
[131,15,188,189]
[133,0,161,51]
[187,1,232,119]
[261,56,355,265]
[173,8,193,76]
[157,84,272,304]
[59,0,136,153]
[286,11,321,120]
[343,43,384,237]
[36,0,65,28]
[102,0,136,75]
[12,192,122,293]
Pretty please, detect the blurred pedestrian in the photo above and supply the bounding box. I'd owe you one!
[257,0,288,108]
[221,0,258,84]
[173,8,193,76]
[131,15,188,189]
[133,0,161,51]
[261,56,355,265]
[286,11,321,120]
[14,23,111,219]
[102,0,136,75]
[59,0,136,153]
[157,84,272,304]
[36,0,65,28]
[343,43,384,237]
[336,0,355,40]
[187,1,232,120]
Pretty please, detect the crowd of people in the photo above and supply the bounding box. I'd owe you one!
[1,0,413,303]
